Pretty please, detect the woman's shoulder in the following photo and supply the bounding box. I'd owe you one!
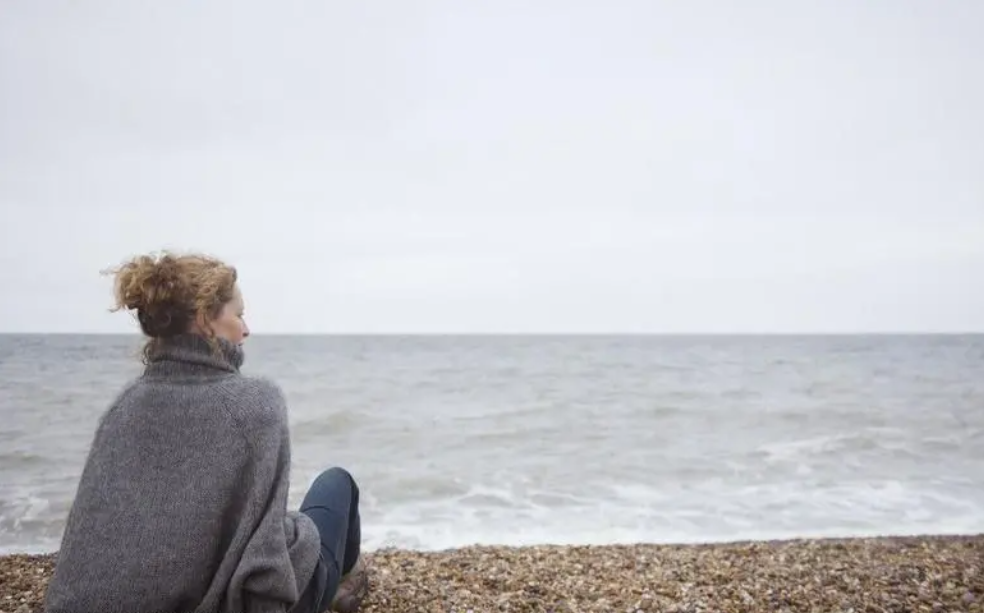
[227,375,287,405]
[215,375,291,435]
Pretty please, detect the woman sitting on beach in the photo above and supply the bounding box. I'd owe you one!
[44,251,368,613]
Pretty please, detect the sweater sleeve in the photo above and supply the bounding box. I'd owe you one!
[224,379,322,613]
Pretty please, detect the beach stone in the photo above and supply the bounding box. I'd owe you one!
[0,534,981,613]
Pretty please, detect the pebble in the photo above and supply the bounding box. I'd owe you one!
[0,534,981,612]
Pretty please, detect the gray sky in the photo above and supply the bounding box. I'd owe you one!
[1,1,982,334]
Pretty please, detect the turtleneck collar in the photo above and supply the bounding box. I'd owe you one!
[143,333,245,378]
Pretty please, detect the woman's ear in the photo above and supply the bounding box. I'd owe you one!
[194,311,215,338]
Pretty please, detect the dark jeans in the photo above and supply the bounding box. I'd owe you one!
[290,467,362,613]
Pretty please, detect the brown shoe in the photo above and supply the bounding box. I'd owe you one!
[331,557,369,613]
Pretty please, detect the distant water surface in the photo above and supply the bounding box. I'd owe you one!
[1,334,982,555]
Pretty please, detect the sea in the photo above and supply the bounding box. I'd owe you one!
[1,333,982,556]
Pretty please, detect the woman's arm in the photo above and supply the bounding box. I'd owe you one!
[223,378,322,613]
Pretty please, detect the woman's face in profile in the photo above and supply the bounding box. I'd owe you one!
[211,285,250,345]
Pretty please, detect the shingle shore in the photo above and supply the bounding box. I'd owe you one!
[2,535,981,612]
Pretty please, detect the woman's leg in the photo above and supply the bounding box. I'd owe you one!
[297,466,363,612]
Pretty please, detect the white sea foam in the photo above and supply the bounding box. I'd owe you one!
[3,334,983,555]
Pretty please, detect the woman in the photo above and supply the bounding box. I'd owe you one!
[44,251,368,613]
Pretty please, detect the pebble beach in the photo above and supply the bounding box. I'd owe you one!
[2,535,981,613]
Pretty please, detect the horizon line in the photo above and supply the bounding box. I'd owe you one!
[1,331,982,336]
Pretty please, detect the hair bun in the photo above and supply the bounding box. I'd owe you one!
[104,250,238,346]
[150,255,180,296]
[109,253,192,338]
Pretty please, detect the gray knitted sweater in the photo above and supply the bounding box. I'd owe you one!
[43,334,321,613]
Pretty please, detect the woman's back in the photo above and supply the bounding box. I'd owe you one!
[43,253,323,613]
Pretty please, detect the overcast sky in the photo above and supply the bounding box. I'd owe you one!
[1,1,982,334]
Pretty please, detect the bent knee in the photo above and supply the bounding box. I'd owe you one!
[315,466,356,487]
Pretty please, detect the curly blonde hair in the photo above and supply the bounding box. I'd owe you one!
[103,251,238,362]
